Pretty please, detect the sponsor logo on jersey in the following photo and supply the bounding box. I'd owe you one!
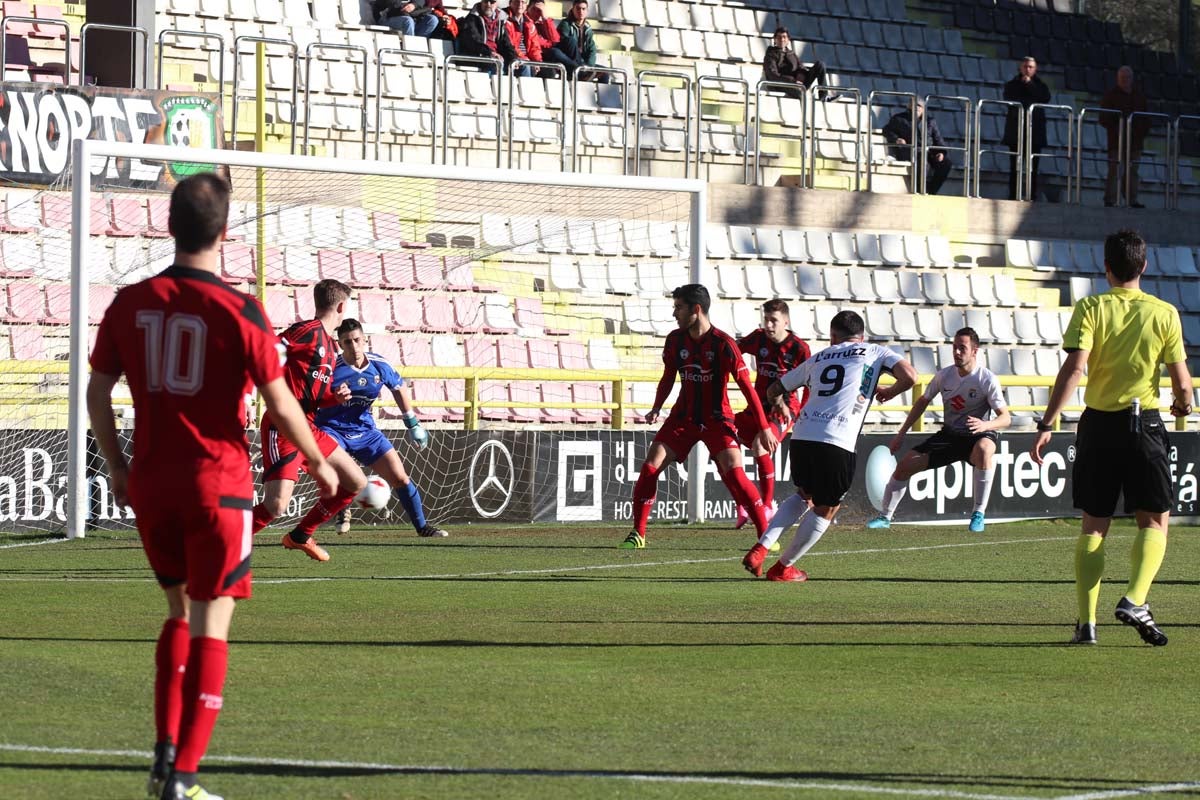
[950,395,966,412]
[679,348,689,359]
[357,377,367,387]
[760,347,769,358]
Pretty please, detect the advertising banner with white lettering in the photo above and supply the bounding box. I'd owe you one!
[0,81,223,188]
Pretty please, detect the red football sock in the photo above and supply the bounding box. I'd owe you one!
[293,487,357,538]
[755,454,776,507]
[724,466,767,534]
[174,637,229,774]
[154,618,190,744]
[631,462,660,535]
[251,503,274,535]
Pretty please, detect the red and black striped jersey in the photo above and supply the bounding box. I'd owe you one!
[660,326,750,424]
[738,328,812,416]
[278,318,339,418]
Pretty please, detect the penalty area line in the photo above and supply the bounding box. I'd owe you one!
[0,743,1042,799]
[0,537,67,550]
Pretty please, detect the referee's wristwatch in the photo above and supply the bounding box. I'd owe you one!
[1035,418,1054,433]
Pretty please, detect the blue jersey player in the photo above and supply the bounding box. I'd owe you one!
[315,319,449,538]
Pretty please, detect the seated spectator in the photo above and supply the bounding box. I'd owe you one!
[1101,65,1150,208]
[762,27,827,100]
[529,0,570,74]
[458,0,516,73]
[556,0,607,82]
[372,0,441,38]
[503,0,540,78]
[883,100,953,195]
[426,0,458,40]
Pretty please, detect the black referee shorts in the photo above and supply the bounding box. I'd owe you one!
[790,439,856,508]
[913,428,998,470]
[1073,407,1172,517]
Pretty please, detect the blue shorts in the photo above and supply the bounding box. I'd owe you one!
[323,427,395,467]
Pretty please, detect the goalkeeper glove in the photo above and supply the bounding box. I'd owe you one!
[403,411,429,449]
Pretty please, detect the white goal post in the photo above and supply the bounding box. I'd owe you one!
[65,137,709,539]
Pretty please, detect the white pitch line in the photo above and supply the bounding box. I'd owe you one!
[0,743,1040,799]
[0,537,66,550]
[1055,784,1200,799]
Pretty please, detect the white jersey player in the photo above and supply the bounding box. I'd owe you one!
[742,311,917,582]
[868,327,1011,533]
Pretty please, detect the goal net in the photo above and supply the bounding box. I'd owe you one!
[1,141,708,537]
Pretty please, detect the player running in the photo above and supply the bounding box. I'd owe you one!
[731,299,811,529]
[87,173,338,800]
[867,327,1010,532]
[316,318,449,538]
[621,283,778,549]
[250,279,367,562]
[743,310,917,581]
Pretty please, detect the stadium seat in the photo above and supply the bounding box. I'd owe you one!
[865,306,894,340]
[969,274,1000,306]
[922,272,950,305]
[873,269,902,303]
[607,259,639,295]
[821,267,852,301]
[263,288,295,327]
[878,233,908,267]
[482,295,519,334]
[356,291,393,329]
[716,263,747,298]
[317,249,351,283]
[848,268,877,302]
[896,271,924,304]
[805,231,834,264]
[779,229,808,262]
[390,293,422,333]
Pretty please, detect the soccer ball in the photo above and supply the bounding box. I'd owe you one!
[356,476,391,510]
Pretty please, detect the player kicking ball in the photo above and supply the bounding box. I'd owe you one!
[622,284,778,549]
[731,298,811,530]
[316,319,449,538]
[743,311,917,581]
[866,327,1010,533]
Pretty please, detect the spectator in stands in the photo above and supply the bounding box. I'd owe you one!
[762,27,827,100]
[372,0,441,38]
[1101,66,1150,208]
[557,0,603,82]
[529,0,580,78]
[503,0,539,77]
[459,0,517,72]
[426,0,458,40]
[883,100,953,195]
[1002,56,1051,201]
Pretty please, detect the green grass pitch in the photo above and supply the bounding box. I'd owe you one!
[1,519,1197,799]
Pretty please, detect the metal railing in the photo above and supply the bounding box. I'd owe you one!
[441,55,503,168]
[374,48,438,163]
[229,36,299,154]
[81,24,149,88]
[1125,111,1172,209]
[753,79,807,187]
[156,29,225,94]
[1,17,70,83]
[808,86,862,191]
[1025,103,1075,202]
[301,42,369,159]
[923,94,971,196]
[569,66,630,174]
[866,90,917,193]
[505,59,568,171]
[973,99,1024,198]
[1073,106,1123,204]
[694,75,750,184]
[634,70,694,178]
[1170,114,1200,209]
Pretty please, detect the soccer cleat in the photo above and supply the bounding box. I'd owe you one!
[968,511,986,533]
[618,531,645,549]
[418,524,449,538]
[733,505,750,530]
[335,507,352,535]
[160,777,224,800]
[1114,597,1168,646]
[742,543,768,577]
[282,532,330,562]
[1068,622,1097,645]
[866,515,891,530]
[147,741,175,798]
[765,561,808,582]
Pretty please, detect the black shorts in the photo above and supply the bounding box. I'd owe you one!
[789,439,856,508]
[913,428,997,470]
[1073,407,1172,517]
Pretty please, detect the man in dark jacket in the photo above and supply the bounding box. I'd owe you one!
[458,0,516,72]
[762,27,827,100]
[1002,56,1052,201]
[883,100,953,195]
[373,0,440,37]
[556,0,605,81]
[1100,66,1151,208]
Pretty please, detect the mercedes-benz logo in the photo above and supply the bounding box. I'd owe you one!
[469,439,514,518]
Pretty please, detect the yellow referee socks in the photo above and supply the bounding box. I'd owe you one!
[1075,534,1105,625]
[1125,527,1167,606]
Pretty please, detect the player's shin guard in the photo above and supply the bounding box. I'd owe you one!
[154,618,190,744]
[881,477,907,520]
[397,480,427,531]
[631,463,660,535]
[972,466,996,513]
[759,493,808,550]
[755,454,775,507]
[723,466,767,534]
[1075,533,1105,625]
[1125,527,1167,606]
[173,637,228,774]
[780,513,831,566]
[250,503,274,535]
[292,488,357,539]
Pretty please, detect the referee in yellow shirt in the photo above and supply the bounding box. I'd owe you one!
[1032,228,1193,646]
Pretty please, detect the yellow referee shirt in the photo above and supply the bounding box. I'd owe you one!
[1062,286,1187,412]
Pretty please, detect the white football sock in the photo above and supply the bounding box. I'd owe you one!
[973,466,995,513]
[780,513,832,566]
[758,493,808,549]
[881,477,907,519]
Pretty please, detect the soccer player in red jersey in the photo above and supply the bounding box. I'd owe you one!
[251,279,368,561]
[87,173,339,800]
[620,284,778,549]
[731,299,811,528]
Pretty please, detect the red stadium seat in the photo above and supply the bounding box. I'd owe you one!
[390,293,422,332]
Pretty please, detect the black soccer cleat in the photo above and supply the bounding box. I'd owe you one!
[1114,597,1168,646]
[147,741,175,798]
[418,523,449,538]
[1068,622,1097,645]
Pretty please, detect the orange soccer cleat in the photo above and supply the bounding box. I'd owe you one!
[282,532,330,562]
[765,561,808,582]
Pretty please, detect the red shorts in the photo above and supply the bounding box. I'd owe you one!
[734,408,791,447]
[261,420,339,483]
[130,485,255,602]
[654,418,741,459]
